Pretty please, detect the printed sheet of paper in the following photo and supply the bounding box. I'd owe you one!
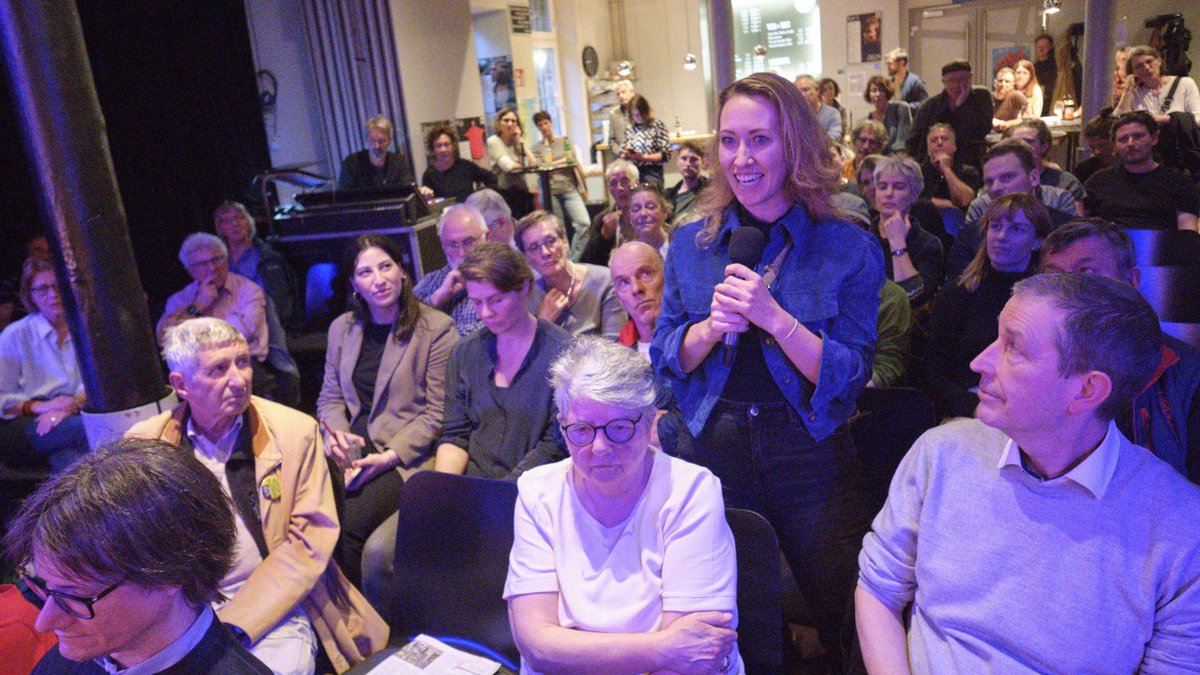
[367,634,501,675]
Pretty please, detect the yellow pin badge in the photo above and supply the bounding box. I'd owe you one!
[261,475,282,501]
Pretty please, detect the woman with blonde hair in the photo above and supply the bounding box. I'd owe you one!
[487,107,538,217]
[653,71,883,669]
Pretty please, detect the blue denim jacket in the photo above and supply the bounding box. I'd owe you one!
[651,203,884,441]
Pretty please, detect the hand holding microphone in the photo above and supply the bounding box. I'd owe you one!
[719,228,767,366]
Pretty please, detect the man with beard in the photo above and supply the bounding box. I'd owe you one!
[1083,111,1199,231]
[337,115,414,191]
[665,141,709,225]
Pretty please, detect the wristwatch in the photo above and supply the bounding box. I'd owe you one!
[891,246,908,257]
[226,623,252,648]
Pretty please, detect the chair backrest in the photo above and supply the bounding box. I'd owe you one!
[1124,228,1200,267]
[388,471,520,665]
[1162,321,1200,350]
[304,262,338,325]
[1138,265,1200,323]
[725,507,783,675]
[938,205,966,239]
[850,387,936,515]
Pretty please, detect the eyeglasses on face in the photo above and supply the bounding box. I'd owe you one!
[442,236,479,252]
[21,567,123,620]
[562,413,643,446]
[187,254,227,270]
[527,236,562,253]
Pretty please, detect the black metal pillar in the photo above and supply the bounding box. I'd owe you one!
[0,0,166,420]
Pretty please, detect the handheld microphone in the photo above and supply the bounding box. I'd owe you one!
[722,227,768,366]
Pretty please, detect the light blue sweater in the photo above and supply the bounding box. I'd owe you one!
[859,418,1200,672]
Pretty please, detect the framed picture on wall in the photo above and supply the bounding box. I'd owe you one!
[479,55,516,114]
[847,12,882,64]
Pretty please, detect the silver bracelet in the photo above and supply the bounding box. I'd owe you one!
[781,317,800,342]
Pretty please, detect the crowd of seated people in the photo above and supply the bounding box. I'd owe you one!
[9,46,1200,675]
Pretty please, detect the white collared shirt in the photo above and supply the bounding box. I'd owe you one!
[0,312,84,419]
[996,419,1123,499]
[186,417,264,587]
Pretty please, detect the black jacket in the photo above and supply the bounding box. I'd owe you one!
[33,615,271,674]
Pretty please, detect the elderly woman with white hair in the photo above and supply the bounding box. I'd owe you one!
[871,155,944,308]
[213,201,296,329]
[574,160,639,265]
[505,336,742,674]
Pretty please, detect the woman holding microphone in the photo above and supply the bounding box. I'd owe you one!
[652,72,884,668]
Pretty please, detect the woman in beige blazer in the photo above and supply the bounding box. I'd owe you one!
[317,234,458,586]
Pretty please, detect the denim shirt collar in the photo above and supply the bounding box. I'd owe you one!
[716,203,816,269]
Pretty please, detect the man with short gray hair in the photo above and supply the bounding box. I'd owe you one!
[464,188,516,247]
[158,232,268,362]
[413,204,488,335]
[857,273,1200,671]
[129,318,388,674]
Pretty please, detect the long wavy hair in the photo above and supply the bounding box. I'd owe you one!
[695,72,840,247]
[342,234,421,341]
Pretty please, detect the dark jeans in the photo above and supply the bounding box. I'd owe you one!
[0,414,88,472]
[678,399,870,668]
[341,465,404,588]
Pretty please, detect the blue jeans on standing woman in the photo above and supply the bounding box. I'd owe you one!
[677,398,870,669]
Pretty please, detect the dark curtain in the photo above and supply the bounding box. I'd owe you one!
[70,0,272,313]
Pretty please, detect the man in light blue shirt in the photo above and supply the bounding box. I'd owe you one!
[795,75,843,142]
[857,273,1200,672]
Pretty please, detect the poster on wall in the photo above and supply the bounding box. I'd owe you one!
[991,46,1031,73]
[846,12,881,64]
[479,56,516,115]
[731,0,821,81]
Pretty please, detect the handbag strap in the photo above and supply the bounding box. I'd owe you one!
[1161,76,1182,114]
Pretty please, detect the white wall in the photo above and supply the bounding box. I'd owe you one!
[390,0,487,179]
[553,0,612,175]
[618,0,712,139]
[243,0,331,178]
[819,0,902,135]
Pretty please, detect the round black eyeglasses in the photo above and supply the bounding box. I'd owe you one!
[562,413,643,446]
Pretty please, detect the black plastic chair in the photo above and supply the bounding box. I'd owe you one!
[726,507,783,674]
[1124,228,1200,267]
[1162,321,1200,350]
[386,471,520,666]
[1138,265,1200,324]
[850,387,936,515]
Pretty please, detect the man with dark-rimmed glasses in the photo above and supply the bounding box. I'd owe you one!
[4,436,270,674]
